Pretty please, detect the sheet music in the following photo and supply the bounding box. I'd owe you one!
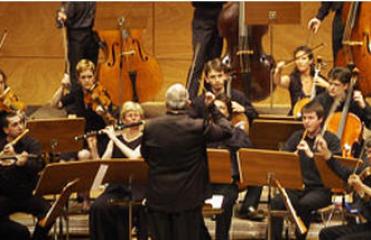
[91,164,109,191]
[205,194,224,209]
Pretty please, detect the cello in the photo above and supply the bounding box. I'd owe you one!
[336,2,371,96]
[218,2,274,101]
[326,70,363,157]
[98,17,163,105]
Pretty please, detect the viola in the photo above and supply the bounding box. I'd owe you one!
[0,87,26,113]
[83,83,116,124]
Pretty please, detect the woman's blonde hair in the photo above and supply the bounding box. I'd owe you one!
[76,59,95,77]
[120,101,144,119]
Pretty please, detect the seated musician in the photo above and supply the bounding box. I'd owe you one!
[315,66,371,130]
[89,101,148,240]
[0,68,26,115]
[270,100,341,240]
[199,94,257,240]
[0,112,50,240]
[316,138,371,239]
[51,59,114,154]
[273,45,329,115]
[189,57,258,125]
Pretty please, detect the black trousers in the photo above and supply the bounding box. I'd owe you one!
[67,28,99,92]
[0,195,50,240]
[200,183,238,240]
[270,187,331,240]
[319,222,371,240]
[332,12,345,62]
[147,206,203,240]
[188,7,223,100]
[89,185,148,240]
[240,186,263,211]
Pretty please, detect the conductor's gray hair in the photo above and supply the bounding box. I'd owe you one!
[165,83,189,110]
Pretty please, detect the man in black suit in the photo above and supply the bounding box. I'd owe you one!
[141,83,232,240]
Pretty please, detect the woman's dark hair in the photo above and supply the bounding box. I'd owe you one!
[214,93,233,120]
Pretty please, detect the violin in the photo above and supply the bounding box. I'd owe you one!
[83,83,116,124]
[0,87,26,113]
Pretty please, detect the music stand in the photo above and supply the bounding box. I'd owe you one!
[238,148,304,240]
[314,154,362,190]
[250,119,303,150]
[34,160,101,239]
[244,2,301,108]
[99,159,148,240]
[27,118,85,158]
[205,148,233,216]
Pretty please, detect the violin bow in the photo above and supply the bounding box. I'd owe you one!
[283,43,325,68]
[0,29,8,51]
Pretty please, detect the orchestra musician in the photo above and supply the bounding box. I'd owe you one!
[51,59,113,154]
[307,2,344,61]
[199,94,253,240]
[315,67,371,129]
[187,2,224,100]
[189,58,258,124]
[273,45,329,115]
[316,137,371,239]
[270,100,342,240]
[56,2,99,95]
[141,83,232,240]
[89,101,148,240]
[0,112,50,240]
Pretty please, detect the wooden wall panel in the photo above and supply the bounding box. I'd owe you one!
[0,2,333,108]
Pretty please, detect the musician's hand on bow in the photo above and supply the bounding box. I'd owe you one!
[57,9,67,24]
[15,151,28,166]
[307,17,322,33]
[95,105,105,115]
[353,90,366,109]
[61,73,71,88]
[348,174,363,193]
[315,135,332,160]
[274,61,285,73]
[205,92,215,107]
[231,101,245,113]
[297,140,314,158]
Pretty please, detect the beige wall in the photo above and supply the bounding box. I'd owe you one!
[0,2,333,107]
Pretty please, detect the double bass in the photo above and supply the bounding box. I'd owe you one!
[98,17,163,105]
[336,2,371,96]
[218,2,274,101]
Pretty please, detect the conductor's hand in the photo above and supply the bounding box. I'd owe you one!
[297,140,314,158]
[204,92,215,107]
[315,135,332,160]
[307,17,322,33]
[15,151,28,167]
